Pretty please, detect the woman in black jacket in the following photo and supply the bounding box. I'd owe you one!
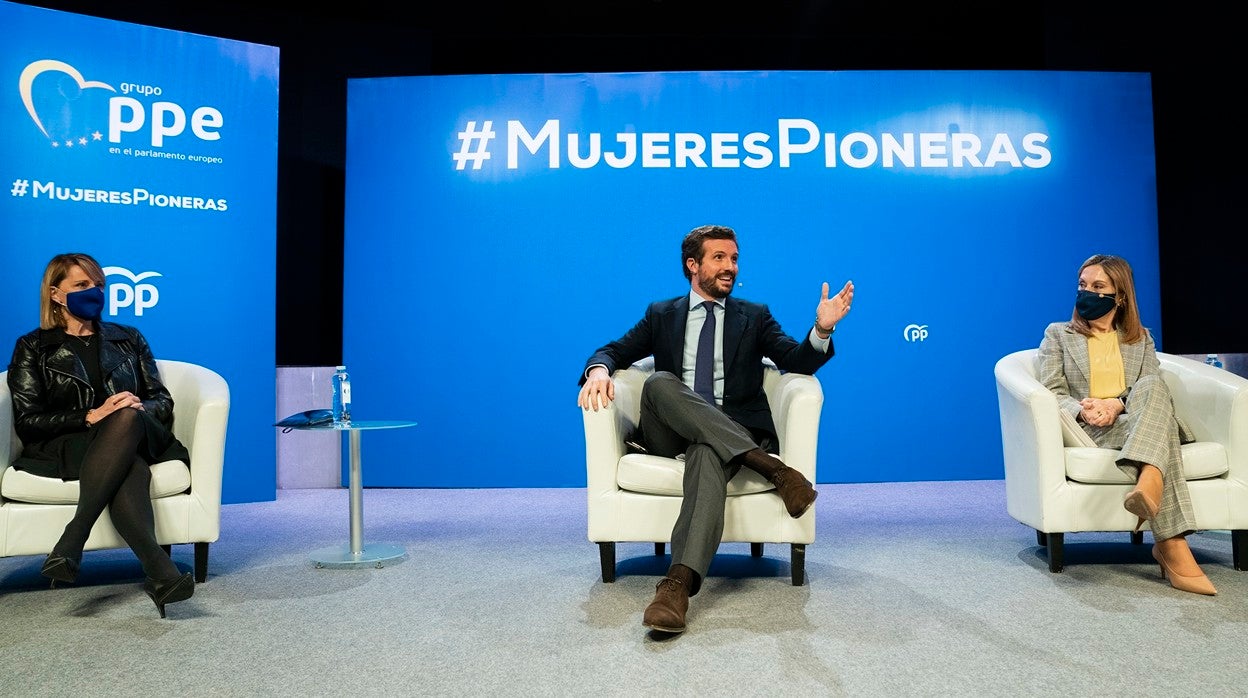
[7,252,194,617]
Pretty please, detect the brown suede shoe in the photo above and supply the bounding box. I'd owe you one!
[770,467,818,518]
[642,577,689,633]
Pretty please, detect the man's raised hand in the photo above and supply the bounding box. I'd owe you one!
[815,280,854,333]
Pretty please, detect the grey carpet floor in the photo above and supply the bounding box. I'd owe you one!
[0,480,1243,696]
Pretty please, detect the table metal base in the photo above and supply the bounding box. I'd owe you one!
[310,543,406,569]
[286,420,416,571]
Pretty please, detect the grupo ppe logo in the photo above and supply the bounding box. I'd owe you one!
[11,59,230,211]
[103,266,162,317]
[19,59,224,159]
[903,324,929,342]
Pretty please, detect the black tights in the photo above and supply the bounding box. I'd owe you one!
[53,409,178,580]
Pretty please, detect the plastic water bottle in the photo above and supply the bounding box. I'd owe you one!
[1205,354,1224,370]
[331,365,352,425]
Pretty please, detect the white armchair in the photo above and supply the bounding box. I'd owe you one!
[994,348,1248,572]
[0,360,230,582]
[583,357,823,585]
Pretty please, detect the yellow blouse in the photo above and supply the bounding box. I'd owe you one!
[1087,331,1126,399]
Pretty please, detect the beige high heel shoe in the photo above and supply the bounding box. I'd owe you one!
[1152,541,1217,596]
[1124,464,1162,532]
[1124,491,1159,533]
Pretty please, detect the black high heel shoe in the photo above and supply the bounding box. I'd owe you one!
[143,572,195,618]
[41,554,81,588]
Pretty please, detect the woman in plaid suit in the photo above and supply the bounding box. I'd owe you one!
[1037,254,1215,595]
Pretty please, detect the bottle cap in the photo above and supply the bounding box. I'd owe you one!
[336,365,346,370]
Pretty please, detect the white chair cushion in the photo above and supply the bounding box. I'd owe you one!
[617,454,775,497]
[0,460,191,505]
[1064,441,1228,484]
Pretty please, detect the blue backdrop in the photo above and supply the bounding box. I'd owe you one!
[0,1,279,503]
[344,70,1160,487]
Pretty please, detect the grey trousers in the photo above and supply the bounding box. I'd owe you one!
[1083,373,1197,540]
[639,371,761,592]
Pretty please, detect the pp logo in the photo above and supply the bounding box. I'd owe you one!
[903,324,929,342]
[103,266,162,316]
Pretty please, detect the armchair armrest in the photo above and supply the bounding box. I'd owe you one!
[995,349,1070,527]
[188,369,230,523]
[583,363,647,496]
[0,374,15,470]
[158,360,230,537]
[1160,353,1248,481]
[582,404,626,496]
[768,372,823,480]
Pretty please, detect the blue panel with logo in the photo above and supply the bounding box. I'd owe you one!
[344,70,1158,486]
[0,1,279,503]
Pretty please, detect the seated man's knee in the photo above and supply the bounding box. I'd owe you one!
[644,371,680,388]
[642,371,682,400]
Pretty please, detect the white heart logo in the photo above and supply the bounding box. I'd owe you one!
[18,59,116,139]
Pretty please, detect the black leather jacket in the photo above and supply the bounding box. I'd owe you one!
[7,322,176,447]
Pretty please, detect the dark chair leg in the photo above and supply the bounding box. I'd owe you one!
[790,543,806,586]
[194,542,209,583]
[598,542,616,583]
[1130,531,1144,545]
[751,542,764,558]
[1047,532,1064,573]
[1233,530,1247,571]
[1035,529,1047,547]
[654,542,665,556]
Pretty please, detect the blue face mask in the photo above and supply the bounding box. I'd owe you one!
[65,286,105,321]
[1075,289,1116,321]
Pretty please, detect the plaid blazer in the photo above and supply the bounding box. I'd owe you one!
[1036,321,1193,445]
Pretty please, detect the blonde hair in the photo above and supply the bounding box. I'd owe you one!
[1069,254,1145,344]
[40,253,106,330]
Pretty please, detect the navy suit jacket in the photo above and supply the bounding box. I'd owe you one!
[580,294,833,438]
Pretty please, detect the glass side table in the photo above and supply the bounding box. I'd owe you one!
[282,419,417,569]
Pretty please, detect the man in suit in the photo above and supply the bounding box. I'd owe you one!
[577,224,854,633]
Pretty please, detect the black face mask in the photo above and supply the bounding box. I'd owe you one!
[1075,289,1116,321]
